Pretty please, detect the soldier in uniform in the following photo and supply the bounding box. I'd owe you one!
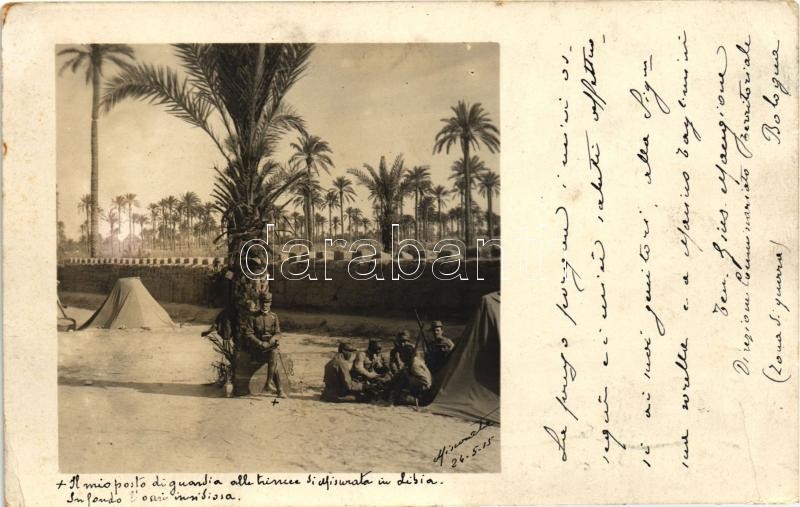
[389,330,413,375]
[390,342,433,406]
[426,320,455,373]
[321,342,368,402]
[240,292,286,398]
[352,339,389,383]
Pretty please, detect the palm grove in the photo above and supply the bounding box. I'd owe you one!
[58,44,500,306]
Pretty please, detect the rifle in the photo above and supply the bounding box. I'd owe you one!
[277,350,293,393]
[413,309,430,356]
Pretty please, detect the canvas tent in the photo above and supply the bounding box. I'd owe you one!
[428,291,500,424]
[80,277,175,330]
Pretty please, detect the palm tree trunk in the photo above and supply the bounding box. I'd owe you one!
[380,206,391,253]
[462,142,472,247]
[85,208,91,252]
[304,165,313,245]
[128,203,133,253]
[487,192,494,237]
[339,192,345,240]
[413,190,419,241]
[89,68,101,257]
[399,196,405,237]
[437,200,442,240]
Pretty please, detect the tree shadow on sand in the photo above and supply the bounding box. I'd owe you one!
[58,376,327,401]
[58,377,226,398]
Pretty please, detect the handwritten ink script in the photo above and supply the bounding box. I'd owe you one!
[542,19,796,498]
[433,417,497,468]
[55,472,442,504]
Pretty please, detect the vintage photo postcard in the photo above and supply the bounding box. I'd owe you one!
[2,1,798,506]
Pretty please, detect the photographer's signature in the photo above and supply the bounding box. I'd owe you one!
[432,417,497,468]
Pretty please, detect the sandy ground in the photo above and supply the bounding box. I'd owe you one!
[59,307,499,473]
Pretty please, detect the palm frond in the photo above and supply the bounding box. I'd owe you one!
[102,63,230,161]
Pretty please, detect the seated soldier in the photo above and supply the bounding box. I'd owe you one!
[389,330,413,375]
[352,339,389,382]
[390,343,433,406]
[240,293,286,398]
[321,342,368,402]
[426,320,456,373]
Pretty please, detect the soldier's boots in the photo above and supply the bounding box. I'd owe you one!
[267,362,288,398]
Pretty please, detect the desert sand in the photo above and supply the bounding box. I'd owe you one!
[58,306,500,473]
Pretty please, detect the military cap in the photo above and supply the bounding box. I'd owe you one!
[367,339,382,352]
[429,320,444,330]
[258,292,273,303]
[338,342,357,353]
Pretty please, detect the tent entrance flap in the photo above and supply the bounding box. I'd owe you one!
[428,291,500,424]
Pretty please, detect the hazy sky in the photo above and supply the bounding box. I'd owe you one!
[56,43,500,237]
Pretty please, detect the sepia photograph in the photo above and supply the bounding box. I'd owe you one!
[3,1,799,505]
[55,43,501,473]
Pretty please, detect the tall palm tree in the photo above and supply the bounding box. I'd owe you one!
[180,191,201,249]
[147,203,160,250]
[472,203,485,237]
[77,194,93,252]
[399,178,414,228]
[348,154,406,252]
[290,211,302,236]
[103,43,311,314]
[58,44,135,257]
[430,184,450,240]
[315,213,327,243]
[345,206,357,238]
[332,176,356,240]
[310,187,326,239]
[111,195,127,253]
[450,155,487,236]
[351,208,363,236]
[332,216,341,236]
[291,178,323,225]
[102,209,119,256]
[175,202,187,251]
[163,195,178,251]
[448,208,460,236]
[478,170,500,237]
[419,195,436,242]
[433,101,500,247]
[289,132,333,244]
[404,165,431,241]
[123,193,139,251]
[157,198,169,249]
[134,214,149,255]
[324,189,338,238]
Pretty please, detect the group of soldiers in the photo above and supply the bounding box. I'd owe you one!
[204,291,457,405]
[321,322,456,405]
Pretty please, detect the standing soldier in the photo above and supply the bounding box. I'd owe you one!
[426,320,455,373]
[240,292,286,398]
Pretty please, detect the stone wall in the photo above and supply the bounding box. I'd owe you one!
[57,259,500,319]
